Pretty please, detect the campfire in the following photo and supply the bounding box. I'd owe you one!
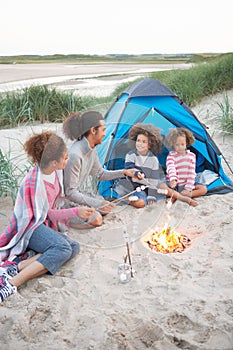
[143,223,191,254]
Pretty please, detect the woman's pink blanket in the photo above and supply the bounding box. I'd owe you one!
[0,166,48,262]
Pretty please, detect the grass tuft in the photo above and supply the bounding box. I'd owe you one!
[0,148,29,203]
[215,93,233,134]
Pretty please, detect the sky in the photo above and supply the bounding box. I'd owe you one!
[1,0,232,56]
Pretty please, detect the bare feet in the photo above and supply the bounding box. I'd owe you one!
[167,195,197,207]
[128,196,145,208]
[178,194,198,207]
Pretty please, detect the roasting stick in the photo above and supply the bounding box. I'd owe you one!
[98,183,168,209]
[96,172,168,211]
[99,171,193,211]
[123,230,134,278]
[126,241,134,277]
[108,170,168,205]
[166,188,174,209]
[110,185,149,205]
[138,173,193,209]
[131,172,169,204]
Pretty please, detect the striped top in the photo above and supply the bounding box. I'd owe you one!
[125,149,161,196]
[166,150,196,191]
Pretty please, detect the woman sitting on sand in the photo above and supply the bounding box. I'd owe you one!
[0,131,94,303]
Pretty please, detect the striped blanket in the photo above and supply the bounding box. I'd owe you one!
[0,165,49,262]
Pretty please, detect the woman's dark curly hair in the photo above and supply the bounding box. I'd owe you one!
[129,123,162,154]
[165,127,195,148]
[24,131,66,169]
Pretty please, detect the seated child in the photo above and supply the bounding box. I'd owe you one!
[124,123,163,208]
[163,127,207,205]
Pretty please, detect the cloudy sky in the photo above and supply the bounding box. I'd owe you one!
[1,0,232,56]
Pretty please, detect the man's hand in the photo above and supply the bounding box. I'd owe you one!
[123,168,141,178]
[99,200,116,215]
[78,207,95,219]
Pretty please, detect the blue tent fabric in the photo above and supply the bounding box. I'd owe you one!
[97,78,233,198]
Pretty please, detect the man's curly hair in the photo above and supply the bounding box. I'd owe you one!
[129,123,162,154]
[62,112,82,140]
[63,111,103,141]
[165,127,195,148]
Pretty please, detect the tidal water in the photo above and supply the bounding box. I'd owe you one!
[0,63,192,97]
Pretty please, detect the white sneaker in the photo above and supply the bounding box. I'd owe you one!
[128,195,139,202]
[0,261,19,278]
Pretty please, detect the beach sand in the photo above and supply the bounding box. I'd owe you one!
[0,87,233,349]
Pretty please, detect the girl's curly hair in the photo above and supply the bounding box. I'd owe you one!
[165,127,195,148]
[24,131,66,169]
[129,123,162,154]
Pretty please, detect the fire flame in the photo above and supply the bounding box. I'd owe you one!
[144,223,190,254]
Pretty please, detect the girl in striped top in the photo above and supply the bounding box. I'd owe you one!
[165,128,207,204]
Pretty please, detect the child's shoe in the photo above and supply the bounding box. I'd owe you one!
[128,195,139,202]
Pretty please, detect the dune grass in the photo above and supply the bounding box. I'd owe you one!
[215,93,233,134]
[0,148,30,203]
[0,85,95,128]
[149,53,233,107]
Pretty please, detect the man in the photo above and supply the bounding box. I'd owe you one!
[62,111,137,227]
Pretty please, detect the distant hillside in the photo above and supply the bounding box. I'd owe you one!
[0,53,228,65]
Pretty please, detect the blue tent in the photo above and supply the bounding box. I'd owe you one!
[97,78,233,198]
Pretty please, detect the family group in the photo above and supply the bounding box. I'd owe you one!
[0,110,207,303]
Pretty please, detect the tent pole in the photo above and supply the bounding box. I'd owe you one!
[221,153,233,176]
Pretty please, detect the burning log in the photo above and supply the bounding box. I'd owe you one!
[144,224,191,254]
